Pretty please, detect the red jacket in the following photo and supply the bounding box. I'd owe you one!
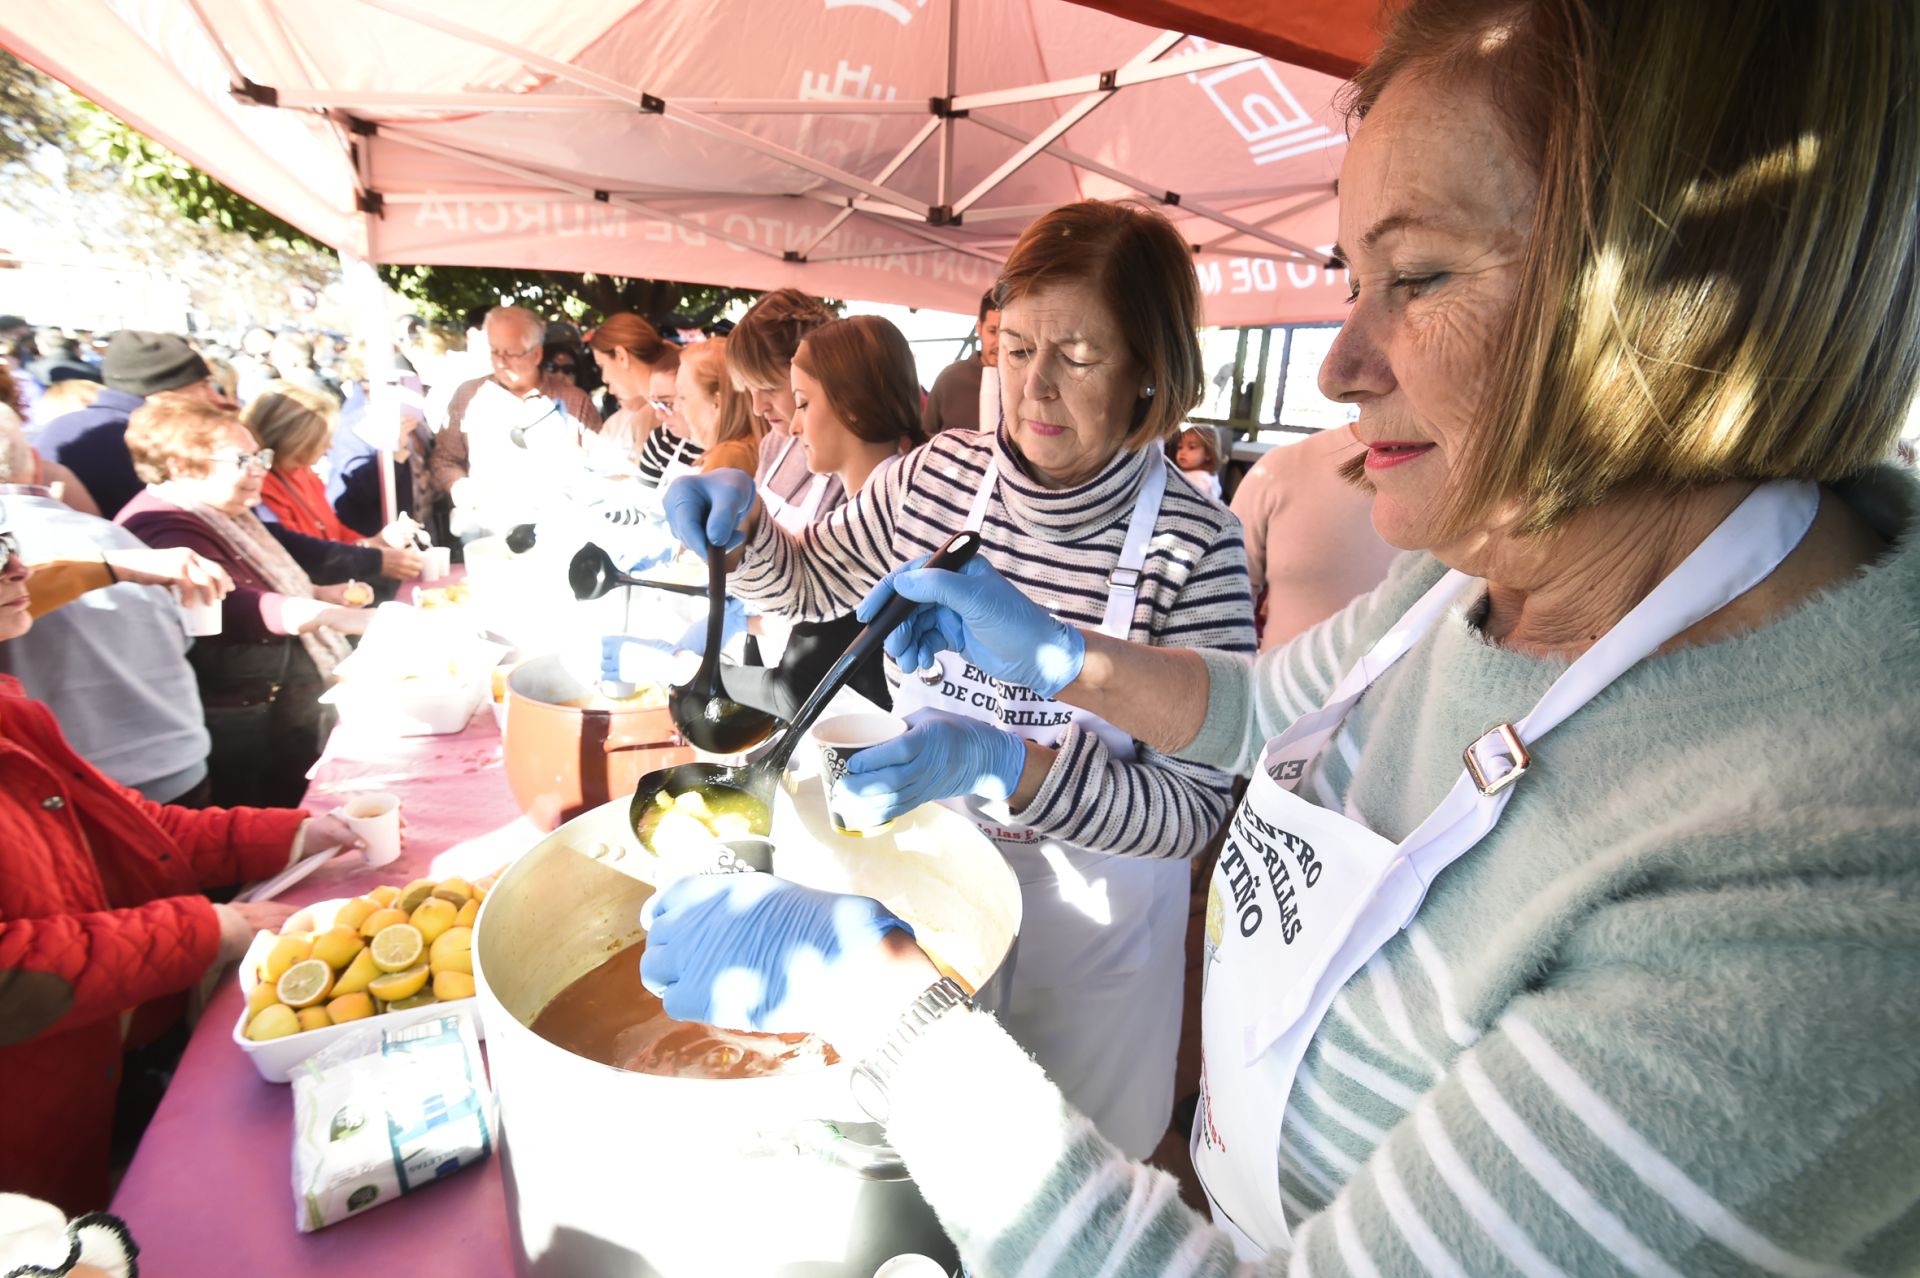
[0,675,305,1213]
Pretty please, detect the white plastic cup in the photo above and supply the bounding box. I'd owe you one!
[176,588,222,637]
[871,1256,950,1278]
[422,545,452,581]
[331,791,402,866]
[814,712,907,836]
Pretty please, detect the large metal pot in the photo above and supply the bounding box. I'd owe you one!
[474,784,1021,1277]
[504,654,695,831]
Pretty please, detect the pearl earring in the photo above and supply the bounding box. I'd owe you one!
[1142,384,1156,398]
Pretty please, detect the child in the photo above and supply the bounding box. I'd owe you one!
[1171,425,1222,501]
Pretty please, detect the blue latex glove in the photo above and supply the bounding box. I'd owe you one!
[835,709,1028,829]
[673,596,749,657]
[640,873,912,1032]
[857,556,1085,699]
[560,633,677,689]
[663,470,757,557]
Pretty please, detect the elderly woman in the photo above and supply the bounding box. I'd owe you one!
[117,399,373,808]
[242,382,423,582]
[641,1,1920,1274]
[663,201,1260,1157]
[720,315,925,719]
[0,500,365,1213]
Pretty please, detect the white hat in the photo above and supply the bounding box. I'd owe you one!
[0,1194,137,1278]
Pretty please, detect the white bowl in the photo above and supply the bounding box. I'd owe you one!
[232,897,484,1083]
[320,676,486,736]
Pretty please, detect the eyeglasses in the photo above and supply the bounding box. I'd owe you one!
[0,530,20,563]
[649,398,677,416]
[491,346,540,363]
[214,449,275,472]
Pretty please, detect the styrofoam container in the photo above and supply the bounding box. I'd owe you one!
[232,897,484,1083]
[319,676,487,736]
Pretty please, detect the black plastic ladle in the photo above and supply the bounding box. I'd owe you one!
[665,546,783,753]
[568,542,707,601]
[631,529,983,857]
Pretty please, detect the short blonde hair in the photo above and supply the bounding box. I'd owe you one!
[126,399,241,484]
[996,201,1203,447]
[1344,0,1920,533]
[683,338,761,449]
[242,381,337,469]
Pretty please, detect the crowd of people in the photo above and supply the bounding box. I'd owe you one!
[3,0,1917,1272]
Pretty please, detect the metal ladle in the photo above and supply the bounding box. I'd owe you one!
[665,546,782,754]
[567,542,707,601]
[630,529,983,861]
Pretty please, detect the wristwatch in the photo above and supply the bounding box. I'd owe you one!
[848,977,972,1124]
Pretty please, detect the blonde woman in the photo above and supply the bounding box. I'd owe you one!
[673,337,764,477]
[243,382,422,581]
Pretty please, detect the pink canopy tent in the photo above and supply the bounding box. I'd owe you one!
[1,0,1360,326]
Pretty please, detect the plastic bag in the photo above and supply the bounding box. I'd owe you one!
[289,1012,495,1232]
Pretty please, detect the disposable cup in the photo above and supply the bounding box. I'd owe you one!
[814,712,906,836]
[422,545,452,581]
[331,791,402,867]
[176,588,222,637]
[871,1256,950,1278]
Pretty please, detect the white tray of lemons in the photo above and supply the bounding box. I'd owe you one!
[232,877,488,1083]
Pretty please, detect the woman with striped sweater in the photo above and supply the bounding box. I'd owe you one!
[643,1,1920,1274]
[663,201,1258,1158]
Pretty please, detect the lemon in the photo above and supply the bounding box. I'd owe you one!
[263,933,313,983]
[245,1003,300,1041]
[334,897,379,933]
[370,923,424,973]
[296,1006,332,1033]
[277,958,335,1009]
[431,876,473,907]
[395,878,438,915]
[327,991,376,1023]
[368,963,430,1003]
[331,948,381,997]
[310,926,364,971]
[358,907,409,939]
[428,926,473,976]
[245,981,282,1019]
[432,969,475,1001]
[384,990,439,1012]
[366,885,401,907]
[453,898,481,929]
[409,897,457,947]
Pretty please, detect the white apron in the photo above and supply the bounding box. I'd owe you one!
[1190,481,1820,1256]
[892,458,1191,1157]
[759,435,831,535]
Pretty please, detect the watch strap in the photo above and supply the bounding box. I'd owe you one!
[849,976,971,1123]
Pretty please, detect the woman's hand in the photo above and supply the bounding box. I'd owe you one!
[662,470,759,557]
[836,710,1030,827]
[859,556,1085,698]
[374,544,424,580]
[376,514,423,549]
[640,874,931,1047]
[102,547,234,607]
[300,814,370,860]
[212,899,300,965]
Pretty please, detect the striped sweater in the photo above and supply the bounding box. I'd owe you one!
[881,466,1920,1277]
[733,427,1256,860]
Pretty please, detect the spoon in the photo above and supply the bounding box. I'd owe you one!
[630,529,983,861]
[506,523,539,554]
[567,542,707,601]
[666,547,782,754]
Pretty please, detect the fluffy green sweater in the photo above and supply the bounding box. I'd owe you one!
[882,468,1920,1277]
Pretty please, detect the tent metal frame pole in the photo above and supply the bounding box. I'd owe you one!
[179,0,247,90]
[1193,190,1337,253]
[945,43,1260,111]
[939,0,959,210]
[795,116,942,260]
[950,29,1179,216]
[378,126,784,259]
[966,113,1329,261]
[806,243,955,265]
[344,0,928,217]
[273,91,925,116]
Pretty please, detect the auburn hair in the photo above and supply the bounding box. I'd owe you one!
[589,312,671,367]
[995,201,1203,446]
[792,317,927,450]
[728,289,836,391]
[1341,0,1920,533]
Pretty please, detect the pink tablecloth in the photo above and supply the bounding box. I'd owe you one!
[110,709,541,1276]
